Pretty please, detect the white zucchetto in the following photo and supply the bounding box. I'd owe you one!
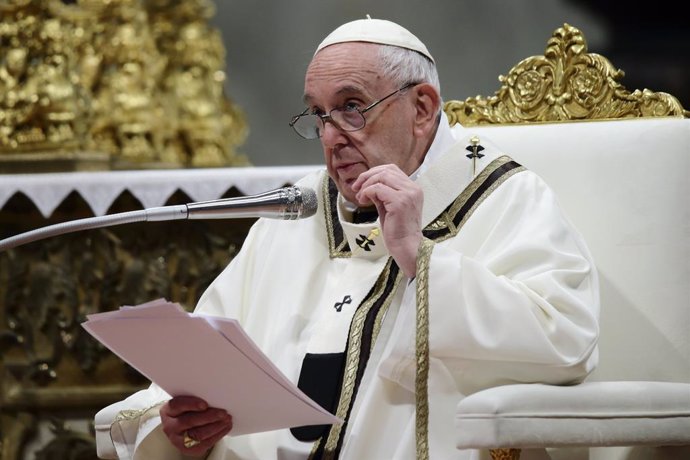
[315,16,434,63]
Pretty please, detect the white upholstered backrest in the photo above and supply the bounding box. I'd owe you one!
[458,117,690,383]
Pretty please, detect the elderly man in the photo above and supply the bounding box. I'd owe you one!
[96,18,599,460]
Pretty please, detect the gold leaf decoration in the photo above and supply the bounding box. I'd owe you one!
[0,0,248,172]
[444,23,688,126]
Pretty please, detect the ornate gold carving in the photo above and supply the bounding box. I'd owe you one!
[0,191,247,458]
[0,0,248,172]
[444,23,688,126]
[150,0,249,168]
[489,448,522,460]
[84,0,169,166]
[0,2,87,154]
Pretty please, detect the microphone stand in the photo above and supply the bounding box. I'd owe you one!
[0,186,315,251]
[0,207,181,252]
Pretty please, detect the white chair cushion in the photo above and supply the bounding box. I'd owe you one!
[455,381,690,449]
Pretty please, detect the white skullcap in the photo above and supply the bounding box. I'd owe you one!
[315,16,434,63]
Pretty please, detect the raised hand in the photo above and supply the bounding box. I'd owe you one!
[352,164,424,277]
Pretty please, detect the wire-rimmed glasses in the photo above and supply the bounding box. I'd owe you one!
[289,82,417,139]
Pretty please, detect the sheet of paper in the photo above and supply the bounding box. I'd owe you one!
[196,313,329,414]
[86,299,187,321]
[82,299,341,436]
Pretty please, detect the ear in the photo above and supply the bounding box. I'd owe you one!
[412,83,441,137]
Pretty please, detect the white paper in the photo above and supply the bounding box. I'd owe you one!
[82,299,341,436]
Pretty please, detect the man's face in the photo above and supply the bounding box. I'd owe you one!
[304,43,422,206]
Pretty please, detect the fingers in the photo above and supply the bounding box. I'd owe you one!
[189,416,233,447]
[352,164,411,205]
[352,164,422,216]
[163,395,208,417]
[160,397,233,456]
[178,415,233,456]
[356,181,417,212]
[196,416,234,442]
[350,164,424,277]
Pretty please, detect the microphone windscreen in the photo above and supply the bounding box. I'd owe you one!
[299,187,318,218]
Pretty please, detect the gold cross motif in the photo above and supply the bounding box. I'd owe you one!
[465,136,485,175]
[356,228,380,251]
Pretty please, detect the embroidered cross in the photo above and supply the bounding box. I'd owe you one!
[355,228,380,251]
[465,136,485,175]
[334,295,352,312]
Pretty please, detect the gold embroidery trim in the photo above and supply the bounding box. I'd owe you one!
[428,156,525,242]
[322,174,350,258]
[112,401,164,423]
[415,238,434,460]
[320,259,403,458]
[110,401,167,450]
[314,158,525,458]
[371,290,390,352]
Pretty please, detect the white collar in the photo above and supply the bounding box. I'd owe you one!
[409,114,460,181]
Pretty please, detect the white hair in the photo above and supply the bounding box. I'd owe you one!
[377,45,441,94]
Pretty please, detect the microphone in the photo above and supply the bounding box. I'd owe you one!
[185,184,317,220]
[0,185,318,251]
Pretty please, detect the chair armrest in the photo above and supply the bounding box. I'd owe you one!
[456,381,690,450]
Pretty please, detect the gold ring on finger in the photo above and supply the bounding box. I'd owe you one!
[183,431,201,448]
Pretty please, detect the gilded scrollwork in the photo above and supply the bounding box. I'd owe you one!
[87,0,168,165]
[0,0,248,171]
[0,2,87,153]
[149,0,248,167]
[444,23,688,126]
[489,448,522,460]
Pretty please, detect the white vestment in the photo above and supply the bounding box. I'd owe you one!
[95,120,600,460]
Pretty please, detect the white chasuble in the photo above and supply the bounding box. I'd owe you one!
[96,129,599,460]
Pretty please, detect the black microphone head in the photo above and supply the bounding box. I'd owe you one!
[297,186,318,219]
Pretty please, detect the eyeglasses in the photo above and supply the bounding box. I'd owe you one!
[289,82,417,140]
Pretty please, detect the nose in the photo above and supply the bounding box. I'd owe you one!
[319,119,347,150]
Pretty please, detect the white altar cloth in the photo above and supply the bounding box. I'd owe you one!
[0,166,323,218]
